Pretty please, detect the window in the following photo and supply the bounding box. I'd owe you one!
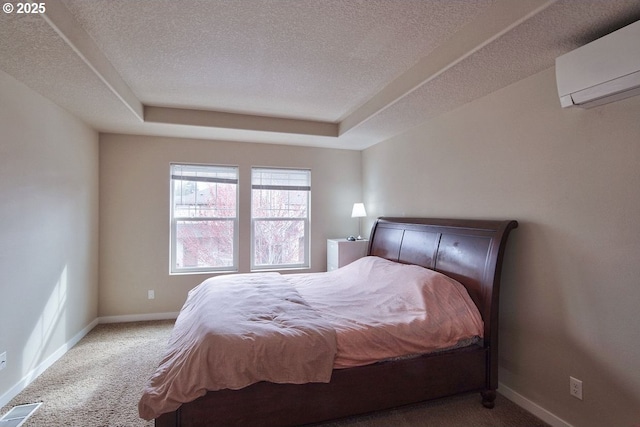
[251,168,311,270]
[170,164,238,274]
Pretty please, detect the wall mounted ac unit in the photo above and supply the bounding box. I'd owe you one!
[556,20,640,108]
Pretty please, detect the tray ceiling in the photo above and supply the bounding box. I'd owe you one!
[1,0,639,149]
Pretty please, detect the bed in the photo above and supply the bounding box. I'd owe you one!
[146,217,518,427]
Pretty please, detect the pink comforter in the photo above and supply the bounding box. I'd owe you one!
[289,256,484,368]
[138,273,337,420]
[139,257,483,420]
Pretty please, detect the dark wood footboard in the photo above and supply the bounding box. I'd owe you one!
[157,346,488,427]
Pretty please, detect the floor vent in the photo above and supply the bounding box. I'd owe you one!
[0,403,42,427]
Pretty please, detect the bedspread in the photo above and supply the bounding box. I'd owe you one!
[289,256,483,368]
[138,273,337,420]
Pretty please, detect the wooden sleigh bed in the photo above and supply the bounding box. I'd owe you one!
[154,217,518,427]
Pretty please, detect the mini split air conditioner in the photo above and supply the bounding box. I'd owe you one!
[556,20,640,108]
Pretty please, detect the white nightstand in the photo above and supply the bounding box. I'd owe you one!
[327,238,369,271]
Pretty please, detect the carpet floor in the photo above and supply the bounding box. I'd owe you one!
[1,320,549,427]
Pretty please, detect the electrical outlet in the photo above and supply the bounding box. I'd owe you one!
[148,290,155,300]
[570,376,583,400]
[0,352,6,371]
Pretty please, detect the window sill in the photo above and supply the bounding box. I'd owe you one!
[250,266,311,273]
[170,269,238,276]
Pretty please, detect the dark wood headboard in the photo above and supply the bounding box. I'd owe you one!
[368,217,518,358]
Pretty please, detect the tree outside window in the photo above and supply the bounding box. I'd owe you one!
[170,164,238,274]
[251,168,310,270]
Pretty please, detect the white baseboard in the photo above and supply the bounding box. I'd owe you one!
[98,312,179,324]
[0,318,99,409]
[499,382,574,427]
[0,313,178,410]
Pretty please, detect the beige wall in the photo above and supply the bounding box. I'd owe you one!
[362,67,640,427]
[98,134,361,317]
[0,71,99,404]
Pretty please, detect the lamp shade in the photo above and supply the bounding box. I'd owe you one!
[351,203,367,218]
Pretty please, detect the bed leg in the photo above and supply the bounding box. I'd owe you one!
[481,389,496,408]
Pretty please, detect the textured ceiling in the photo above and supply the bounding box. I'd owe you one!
[1,0,640,150]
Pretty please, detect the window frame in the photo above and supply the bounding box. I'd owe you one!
[250,167,311,271]
[169,163,239,275]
